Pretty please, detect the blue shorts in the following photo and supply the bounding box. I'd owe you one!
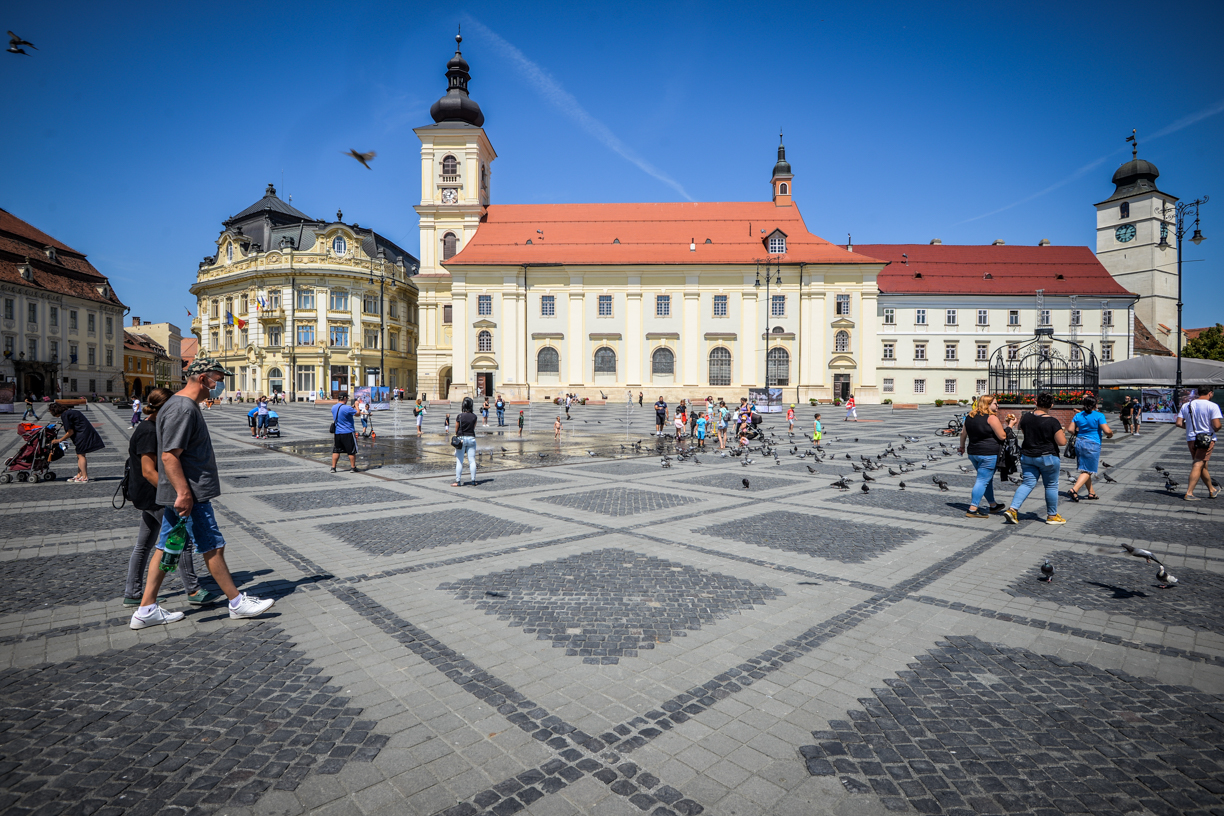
[157,501,226,554]
[697,430,706,440]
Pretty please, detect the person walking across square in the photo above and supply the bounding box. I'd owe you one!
[21,394,39,421]
[453,398,479,487]
[331,397,358,473]
[131,396,142,427]
[129,357,274,629]
[1177,386,1222,500]
[958,395,1008,518]
[844,394,857,421]
[787,404,795,433]
[1068,395,1112,502]
[518,409,525,437]
[1002,392,1067,525]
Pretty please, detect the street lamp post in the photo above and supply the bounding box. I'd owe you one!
[1158,196,1208,406]
[754,257,782,388]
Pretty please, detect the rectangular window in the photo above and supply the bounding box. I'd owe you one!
[977,309,988,326]
[1008,310,1019,326]
[225,330,233,350]
[329,326,348,346]
[944,343,957,361]
[598,294,613,316]
[915,309,927,325]
[883,378,894,393]
[269,291,281,309]
[2,299,12,319]
[656,294,671,317]
[70,378,77,392]
[388,299,398,319]
[209,332,218,351]
[297,324,315,345]
[768,235,786,253]
[1070,309,1081,326]
[70,310,78,330]
[914,343,927,360]
[945,309,957,326]
[713,294,728,317]
[50,306,58,327]
[389,332,398,352]
[106,349,113,367]
[268,326,282,346]
[89,379,96,393]
[3,336,12,356]
[771,294,785,317]
[50,340,58,360]
[836,294,851,315]
[1070,346,1081,361]
[88,347,96,365]
[27,303,37,324]
[363,294,381,315]
[1039,309,1051,326]
[976,343,989,361]
[365,330,379,349]
[1007,344,1018,361]
[442,304,452,324]
[28,338,37,359]
[976,378,987,393]
[541,295,555,316]
[477,294,492,316]
[882,343,895,360]
[1102,342,1114,361]
[87,314,96,333]
[945,378,957,394]
[239,328,248,346]
[1102,309,1113,327]
[296,290,315,310]
[914,379,926,394]
[329,291,349,311]
[105,316,113,335]
[295,365,315,394]
[883,307,895,325]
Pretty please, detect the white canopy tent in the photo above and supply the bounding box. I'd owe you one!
[1099,356,1224,387]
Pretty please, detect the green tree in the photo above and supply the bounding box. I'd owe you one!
[1183,323,1224,362]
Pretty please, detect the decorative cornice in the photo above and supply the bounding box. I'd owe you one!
[473,319,497,328]
[531,332,564,339]
[589,332,622,340]
[761,332,796,340]
[645,332,680,340]
[703,332,737,340]
[831,317,855,329]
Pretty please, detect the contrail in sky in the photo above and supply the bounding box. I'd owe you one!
[955,98,1224,225]
[464,18,694,201]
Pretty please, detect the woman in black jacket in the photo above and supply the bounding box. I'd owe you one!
[49,402,106,482]
[453,397,479,486]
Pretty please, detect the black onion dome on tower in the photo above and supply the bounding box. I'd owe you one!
[429,29,485,127]
[772,135,792,177]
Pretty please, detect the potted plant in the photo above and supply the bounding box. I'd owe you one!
[934,399,944,407]
[809,398,817,406]
[883,398,893,404]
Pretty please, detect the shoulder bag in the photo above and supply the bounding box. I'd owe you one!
[1189,403,1215,449]
[1062,416,1078,460]
[450,435,463,449]
[329,403,338,434]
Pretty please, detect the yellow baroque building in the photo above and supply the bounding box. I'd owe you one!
[190,185,420,400]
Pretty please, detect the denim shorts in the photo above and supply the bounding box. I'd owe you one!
[156,501,226,554]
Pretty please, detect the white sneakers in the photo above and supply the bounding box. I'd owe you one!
[130,606,184,630]
[229,593,275,619]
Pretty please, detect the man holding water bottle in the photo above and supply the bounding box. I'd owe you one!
[129,356,275,630]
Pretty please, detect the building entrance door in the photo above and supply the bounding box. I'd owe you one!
[330,365,349,400]
[476,372,493,399]
[833,374,851,401]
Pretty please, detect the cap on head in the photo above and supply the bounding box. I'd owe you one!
[184,355,234,379]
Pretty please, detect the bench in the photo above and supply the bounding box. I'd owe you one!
[817,398,835,404]
[54,399,87,408]
[891,403,920,410]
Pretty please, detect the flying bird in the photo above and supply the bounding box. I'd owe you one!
[1040,560,1054,583]
[7,31,35,54]
[345,149,376,169]
[1120,542,1163,566]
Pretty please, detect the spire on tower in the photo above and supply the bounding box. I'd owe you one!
[1126,128,1138,159]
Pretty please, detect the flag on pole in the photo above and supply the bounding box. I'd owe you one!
[236,317,248,329]
[185,306,193,317]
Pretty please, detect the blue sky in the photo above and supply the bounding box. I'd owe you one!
[3,0,1222,329]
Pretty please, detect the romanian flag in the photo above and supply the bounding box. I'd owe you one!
[236,317,248,329]
[225,311,234,326]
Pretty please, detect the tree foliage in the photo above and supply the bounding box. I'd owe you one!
[1183,323,1224,362]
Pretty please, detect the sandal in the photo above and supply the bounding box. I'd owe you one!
[1067,492,1080,502]
[1085,494,1099,500]
[451,482,461,487]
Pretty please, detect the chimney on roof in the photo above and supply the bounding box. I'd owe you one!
[1038,238,1051,246]
[992,239,1006,246]
[929,238,942,245]
[690,238,696,252]
[846,233,852,252]
[132,316,141,327]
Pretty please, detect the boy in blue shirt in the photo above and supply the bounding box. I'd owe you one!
[696,413,707,449]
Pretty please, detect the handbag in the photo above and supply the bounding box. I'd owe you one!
[1189,403,1215,449]
[329,404,338,434]
[1062,431,1078,460]
[450,435,463,449]
[113,460,130,510]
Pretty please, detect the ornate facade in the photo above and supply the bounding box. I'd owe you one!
[190,186,419,400]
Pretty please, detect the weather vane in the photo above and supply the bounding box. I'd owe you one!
[1126,128,1137,159]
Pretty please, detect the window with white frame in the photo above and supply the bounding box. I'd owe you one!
[836,294,851,315]
[1008,310,1019,326]
[268,326,282,346]
[1039,309,1051,326]
[771,294,785,317]
[332,236,347,255]
[297,324,315,345]
[477,295,492,316]
[27,303,37,324]
[834,331,850,353]
[768,235,786,254]
[1070,309,1081,326]
[70,309,78,330]
[541,295,555,316]
[882,343,895,360]
[944,343,957,361]
[708,347,731,385]
[656,294,671,316]
[946,309,957,325]
[883,378,894,393]
[329,291,348,311]
[975,378,987,393]
[239,328,248,346]
[1070,345,1081,361]
[364,329,379,348]
[713,294,728,317]
[50,306,58,327]
[915,308,927,325]
[914,343,927,360]
[88,347,96,365]
[363,294,381,315]
[388,332,398,351]
[945,379,957,394]
[883,307,895,324]
[478,330,493,352]
[1102,342,1113,361]
[1007,344,1018,360]
[976,343,989,361]
[977,309,988,326]
[914,379,926,394]
[297,290,315,310]
[1102,309,1113,327]
[87,314,95,333]
[208,333,217,352]
[598,294,613,316]
[224,331,233,350]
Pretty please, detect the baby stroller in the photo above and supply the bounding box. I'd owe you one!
[1,422,63,483]
[739,412,766,442]
[264,411,281,438]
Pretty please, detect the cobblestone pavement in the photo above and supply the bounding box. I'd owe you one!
[1,401,1221,816]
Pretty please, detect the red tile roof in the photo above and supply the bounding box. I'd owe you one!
[180,337,199,363]
[443,203,885,267]
[0,208,125,308]
[1133,315,1172,355]
[859,244,1135,297]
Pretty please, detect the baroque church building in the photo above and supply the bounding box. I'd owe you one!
[409,35,1143,404]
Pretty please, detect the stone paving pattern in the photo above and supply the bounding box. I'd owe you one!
[1,400,1221,816]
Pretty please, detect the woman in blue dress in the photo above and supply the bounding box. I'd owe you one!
[1069,394,1113,501]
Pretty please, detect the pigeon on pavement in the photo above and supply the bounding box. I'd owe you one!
[861,482,870,493]
[1156,566,1178,588]
[742,478,750,489]
[1041,560,1054,582]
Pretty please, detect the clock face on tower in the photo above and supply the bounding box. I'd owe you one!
[441,188,457,204]
[1115,224,1137,243]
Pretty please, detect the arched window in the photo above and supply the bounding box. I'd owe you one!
[333,235,347,255]
[709,347,732,386]
[442,155,458,176]
[477,330,493,353]
[443,232,457,260]
[224,297,233,317]
[835,330,850,353]
[1120,202,1130,219]
[593,347,616,374]
[766,347,790,386]
[267,367,283,379]
[651,347,674,375]
[226,243,233,263]
[480,164,487,190]
[537,347,559,373]
[210,300,219,319]
[779,182,788,195]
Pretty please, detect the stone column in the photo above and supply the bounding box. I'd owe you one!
[740,273,759,386]
[567,276,584,385]
[626,278,642,385]
[683,275,700,386]
[451,275,470,399]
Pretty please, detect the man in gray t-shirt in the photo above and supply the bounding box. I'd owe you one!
[130,355,275,630]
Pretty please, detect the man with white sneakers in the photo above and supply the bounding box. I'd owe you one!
[130,355,275,629]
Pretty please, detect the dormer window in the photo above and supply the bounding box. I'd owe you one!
[226,243,233,263]
[769,236,786,253]
[1120,202,1130,219]
[333,236,347,255]
[43,246,57,262]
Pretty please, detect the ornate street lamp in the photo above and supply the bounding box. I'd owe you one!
[1158,196,1208,405]
[754,258,783,387]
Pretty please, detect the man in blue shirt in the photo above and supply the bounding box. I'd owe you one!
[331,398,358,472]
[654,397,667,436]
